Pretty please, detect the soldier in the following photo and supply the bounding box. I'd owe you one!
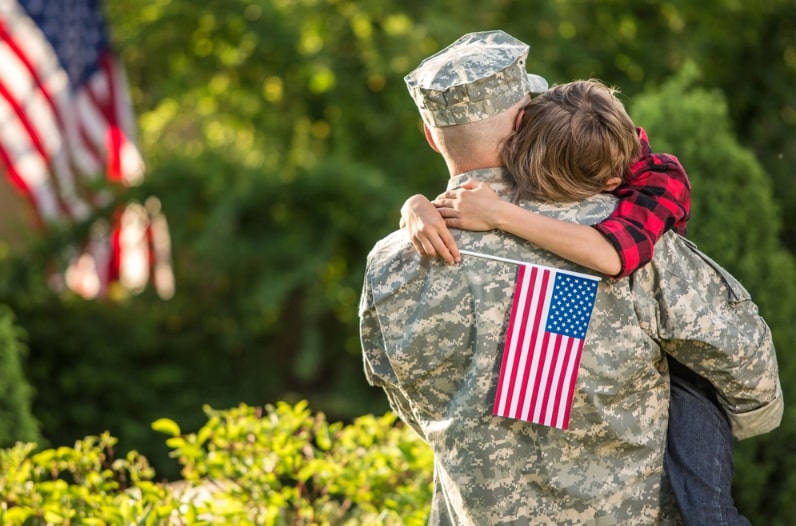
[402,76,730,522]
[359,30,782,525]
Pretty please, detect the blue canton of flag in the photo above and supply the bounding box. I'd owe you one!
[545,274,599,340]
[19,0,109,87]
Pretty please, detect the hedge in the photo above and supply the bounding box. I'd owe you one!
[0,401,433,525]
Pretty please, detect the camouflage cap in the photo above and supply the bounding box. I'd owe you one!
[405,30,548,127]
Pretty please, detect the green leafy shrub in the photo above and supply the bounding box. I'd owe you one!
[0,433,171,525]
[0,305,39,447]
[0,402,433,525]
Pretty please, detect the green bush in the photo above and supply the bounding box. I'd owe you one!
[0,304,39,447]
[0,401,433,525]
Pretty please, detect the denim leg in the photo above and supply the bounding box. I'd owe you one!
[665,357,750,526]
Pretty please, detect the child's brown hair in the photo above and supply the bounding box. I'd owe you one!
[502,79,641,202]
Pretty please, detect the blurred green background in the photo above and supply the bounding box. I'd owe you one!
[1,0,795,523]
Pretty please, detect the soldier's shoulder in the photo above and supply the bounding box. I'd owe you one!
[519,193,617,224]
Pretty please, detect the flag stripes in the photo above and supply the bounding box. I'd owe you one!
[494,263,599,429]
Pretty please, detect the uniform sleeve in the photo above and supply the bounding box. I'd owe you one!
[643,237,783,440]
[359,274,427,441]
[593,128,692,278]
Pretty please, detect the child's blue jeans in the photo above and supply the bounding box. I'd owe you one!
[666,357,751,526]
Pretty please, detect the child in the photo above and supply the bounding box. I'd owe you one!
[400,79,749,525]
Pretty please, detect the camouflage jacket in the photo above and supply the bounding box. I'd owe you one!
[359,167,782,526]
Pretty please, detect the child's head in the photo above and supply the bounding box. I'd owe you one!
[502,79,641,202]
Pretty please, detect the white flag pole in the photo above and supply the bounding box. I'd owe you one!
[459,249,529,267]
[459,249,601,282]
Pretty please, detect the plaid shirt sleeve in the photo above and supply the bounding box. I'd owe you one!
[593,128,692,278]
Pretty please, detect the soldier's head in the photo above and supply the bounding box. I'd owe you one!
[502,79,641,203]
[404,30,547,173]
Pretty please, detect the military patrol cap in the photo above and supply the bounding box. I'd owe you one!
[405,30,548,127]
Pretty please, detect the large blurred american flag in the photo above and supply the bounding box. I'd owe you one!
[0,0,173,299]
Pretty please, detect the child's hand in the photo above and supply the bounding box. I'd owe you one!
[400,194,461,264]
[433,178,503,231]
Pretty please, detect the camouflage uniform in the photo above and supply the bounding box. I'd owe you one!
[360,170,782,525]
[360,30,782,525]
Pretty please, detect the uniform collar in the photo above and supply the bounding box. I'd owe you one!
[447,167,513,196]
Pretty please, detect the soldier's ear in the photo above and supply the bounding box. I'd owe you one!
[424,124,441,153]
[513,107,526,132]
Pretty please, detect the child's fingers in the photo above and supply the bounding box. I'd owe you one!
[425,228,460,265]
[460,177,481,190]
[433,198,465,215]
[409,230,456,265]
[434,188,463,201]
[429,238,454,265]
[438,229,461,264]
[409,237,428,258]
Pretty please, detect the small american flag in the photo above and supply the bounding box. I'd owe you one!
[493,263,600,429]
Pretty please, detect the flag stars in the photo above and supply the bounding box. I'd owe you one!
[545,273,598,339]
[18,0,109,85]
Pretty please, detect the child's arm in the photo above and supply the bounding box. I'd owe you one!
[593,128,691,277]
[432,179,622,275]
[400,128,691,277]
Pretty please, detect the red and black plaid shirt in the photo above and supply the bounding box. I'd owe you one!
[593,128,691,278]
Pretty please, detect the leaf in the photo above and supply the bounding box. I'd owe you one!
[151,418,181,437]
